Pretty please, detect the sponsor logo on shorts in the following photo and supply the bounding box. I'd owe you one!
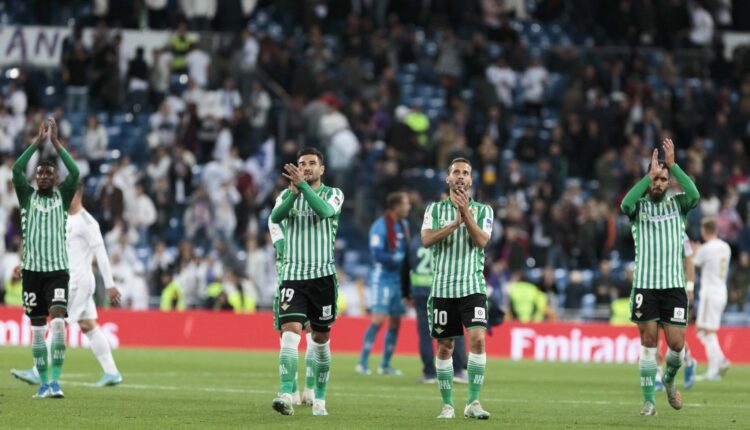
[320,305,333,320]
[52,288,66,303]
[671,307,686,323]
[472,306,487,323]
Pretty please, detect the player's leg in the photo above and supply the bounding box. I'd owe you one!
[636,322,659,414]
[78,319,122,386]
[654,338,664,391]
[47,305,67,398]
[696,296,729,380]
[414,294,437,383]
[462,294,490,419]
[302,324,315,405]
[429,296,461,419]
[308,274,338,416]
[46,271,70,396]
[357,313,384,374]
[380,287,406,375]
[631,287,660,415]
[453,335,469,383]
[272,281,306,416]
[436,338,456,418]
[659,288,688,410]
[683,342,696,389]
[358,280,386,374]
[662,324,686,409]
[379,315,402,374]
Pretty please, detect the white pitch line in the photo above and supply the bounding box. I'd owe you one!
[59,381,750,410]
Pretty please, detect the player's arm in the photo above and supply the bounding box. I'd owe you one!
[623,147,668,216]
[94,241,121,306]
[12,123,46,206]
[421,203,462,248]
[268,219,285,257]
[664,138,699,211]
[684,238,696,304]
[269,189,296,223]
[296,181,342,218]
[50,119,80,207]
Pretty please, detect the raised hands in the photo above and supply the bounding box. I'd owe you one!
[48,117,62,150]
[282,163,304,186]
[647,148,661,180]
[662,138,675,168]
[32,121,49,148]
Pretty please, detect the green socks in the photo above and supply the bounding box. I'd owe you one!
[305,333,315,390]
[436,358,454,407]
[640,347,657,403]
[279,332,300,394]
[31,325,49,384]
[664,347,684,384]
[49,318,66,382]
[467,352,486,404]
[312,339,331,400]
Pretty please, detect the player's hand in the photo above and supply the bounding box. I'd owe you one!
[662,138,675,168]
[282,163,304,186]
[12,264,21,279]
[107,287,122,307]
[687,290,694,305]
[455,189,470,214]
[452,207,463,228]
[32,121,48,148]
[289,182,300,195]
[48,118,62,150]
[647,148,660,180]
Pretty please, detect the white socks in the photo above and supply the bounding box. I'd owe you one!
[85,326,119,374]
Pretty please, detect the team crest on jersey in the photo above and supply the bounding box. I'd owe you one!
[470,207,478,218]
[640,212,648,221]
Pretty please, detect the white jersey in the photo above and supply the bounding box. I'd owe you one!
[66,210,115,289]
[694,238,731,296]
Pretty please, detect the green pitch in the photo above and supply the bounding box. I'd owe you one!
[0,346,748,429]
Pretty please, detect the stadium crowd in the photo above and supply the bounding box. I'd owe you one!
[1,0,750,323]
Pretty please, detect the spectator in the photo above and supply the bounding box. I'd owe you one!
[186,43,211,89]
[247,80,271,148]
[728,252,750,311]
[84,115,109,174]
[128,182,158,245]
[169,21,193,74]
[521,56,548,117]
[486,57,517,108]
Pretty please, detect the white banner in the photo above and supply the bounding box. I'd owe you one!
[0,25,196,67]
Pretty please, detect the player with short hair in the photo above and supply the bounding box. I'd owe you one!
[693,217,732,381]
[620,139,699,416]
[12,118,80,398]
[421,158,494,420]
[356,191,411,376]
[270,148,344,417]
[11,184,123,387]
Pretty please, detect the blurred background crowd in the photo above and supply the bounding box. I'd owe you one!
[1,0,750,325]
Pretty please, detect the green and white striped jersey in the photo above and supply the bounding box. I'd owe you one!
[628,195,694,290]
[12,145,79,272]
[422,198,493,298]
[274,185,343,281]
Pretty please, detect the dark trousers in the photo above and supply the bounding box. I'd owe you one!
[414,293,467,378]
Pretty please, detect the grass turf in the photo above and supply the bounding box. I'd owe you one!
[0,346,748,429]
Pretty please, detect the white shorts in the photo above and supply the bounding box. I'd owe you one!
[696,294,726,331]
[67,280,98,322]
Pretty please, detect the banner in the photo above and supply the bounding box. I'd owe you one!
[0,26,192,67]
[1,306,748,364]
